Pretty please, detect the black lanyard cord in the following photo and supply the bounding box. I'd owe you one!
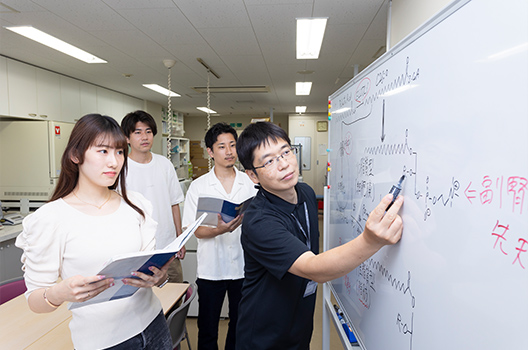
[291,202,311,250]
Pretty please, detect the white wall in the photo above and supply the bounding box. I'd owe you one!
[184,115,289,143]
[389,0,453,48]
[288,114,328,197]
[143,100,165,155]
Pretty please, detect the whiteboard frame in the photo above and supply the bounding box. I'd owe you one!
[321,0,473,349]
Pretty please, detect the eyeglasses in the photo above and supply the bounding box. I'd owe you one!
[253,147,297,170]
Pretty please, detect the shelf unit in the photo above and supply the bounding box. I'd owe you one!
[161,108,189,180]
[162,137,190,180]
[161,109,184,137]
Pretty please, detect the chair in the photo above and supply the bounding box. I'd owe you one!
[0,276,27,305]
[166,283,196,350]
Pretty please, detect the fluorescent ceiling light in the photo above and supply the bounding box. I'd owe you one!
[4,26,106,64]
[143,84,180,97]
[296,82,312,95]
[296,106,307,113]
[197,107,217,114]
[192,86,269,93]
[296,18,327,59]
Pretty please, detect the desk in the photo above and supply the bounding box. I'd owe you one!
[0,283,189,350]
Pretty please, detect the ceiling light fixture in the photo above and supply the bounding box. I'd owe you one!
[296,106,307,113]
[197,58,220,79]
[296,18,328,59]
[4,25,106,63]
[297,70,315,75]
[296,82,312,95]
[142,84,180,97]
[192,86,269,93]
[197,107,217,114]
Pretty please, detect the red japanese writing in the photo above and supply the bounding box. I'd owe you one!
[465,175,526,215]
[491,220,527,269]
[513,239,528,269]
[491,220,509,255]
[507,176,526,214]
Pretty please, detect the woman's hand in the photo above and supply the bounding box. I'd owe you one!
[30,275,115,312]
[54,275,115,303]
[177,246,186,259]
[122,256,175,288]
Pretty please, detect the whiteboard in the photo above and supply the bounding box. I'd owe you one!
[325,1,528,349]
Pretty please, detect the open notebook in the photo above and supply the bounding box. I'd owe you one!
[69,213,207,309]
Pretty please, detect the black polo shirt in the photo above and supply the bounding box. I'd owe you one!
[236,182,320,350]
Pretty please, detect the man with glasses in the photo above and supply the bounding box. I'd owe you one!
[235,122,404,350]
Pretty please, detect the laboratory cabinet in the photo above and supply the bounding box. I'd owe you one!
[2,57,143,123]
[0,237,23,283]
[6,59,38,119]
[0,56,8,116]
[97,88,123,121]
[36,69,61,120]
[7,60,62,120]
[59,76,81,123]
[80,82,97,117]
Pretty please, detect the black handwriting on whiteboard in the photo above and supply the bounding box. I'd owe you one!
[396,312,414,350]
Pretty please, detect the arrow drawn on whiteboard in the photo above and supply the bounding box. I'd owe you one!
[464,182,476,203]
[381,99,386,142]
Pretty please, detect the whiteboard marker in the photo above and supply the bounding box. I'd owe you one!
[334,305,358,344]
[387,175,405,210]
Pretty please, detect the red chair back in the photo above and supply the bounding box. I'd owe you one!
[185,285,193,301]
[0,278,27,305]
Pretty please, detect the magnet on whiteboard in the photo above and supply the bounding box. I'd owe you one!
[328,116,332,120]
[326,149,332,152]
[327,185,331,189]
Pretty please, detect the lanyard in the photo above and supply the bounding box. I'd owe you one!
[291,202,311,250]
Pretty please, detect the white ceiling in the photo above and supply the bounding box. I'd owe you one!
[0,0,388,119]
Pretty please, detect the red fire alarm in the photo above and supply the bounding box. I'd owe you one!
[55,126,61,135]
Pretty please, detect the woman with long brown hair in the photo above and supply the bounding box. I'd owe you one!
[16,114,174,350]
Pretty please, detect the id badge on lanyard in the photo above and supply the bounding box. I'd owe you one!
[292,202,317,298]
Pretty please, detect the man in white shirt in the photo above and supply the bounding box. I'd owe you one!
[182,123,257,350]
[121,110,185,283]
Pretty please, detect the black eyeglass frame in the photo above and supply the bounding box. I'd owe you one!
[253,147,297,171]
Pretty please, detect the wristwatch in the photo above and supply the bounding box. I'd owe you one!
[158,277,170,288]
